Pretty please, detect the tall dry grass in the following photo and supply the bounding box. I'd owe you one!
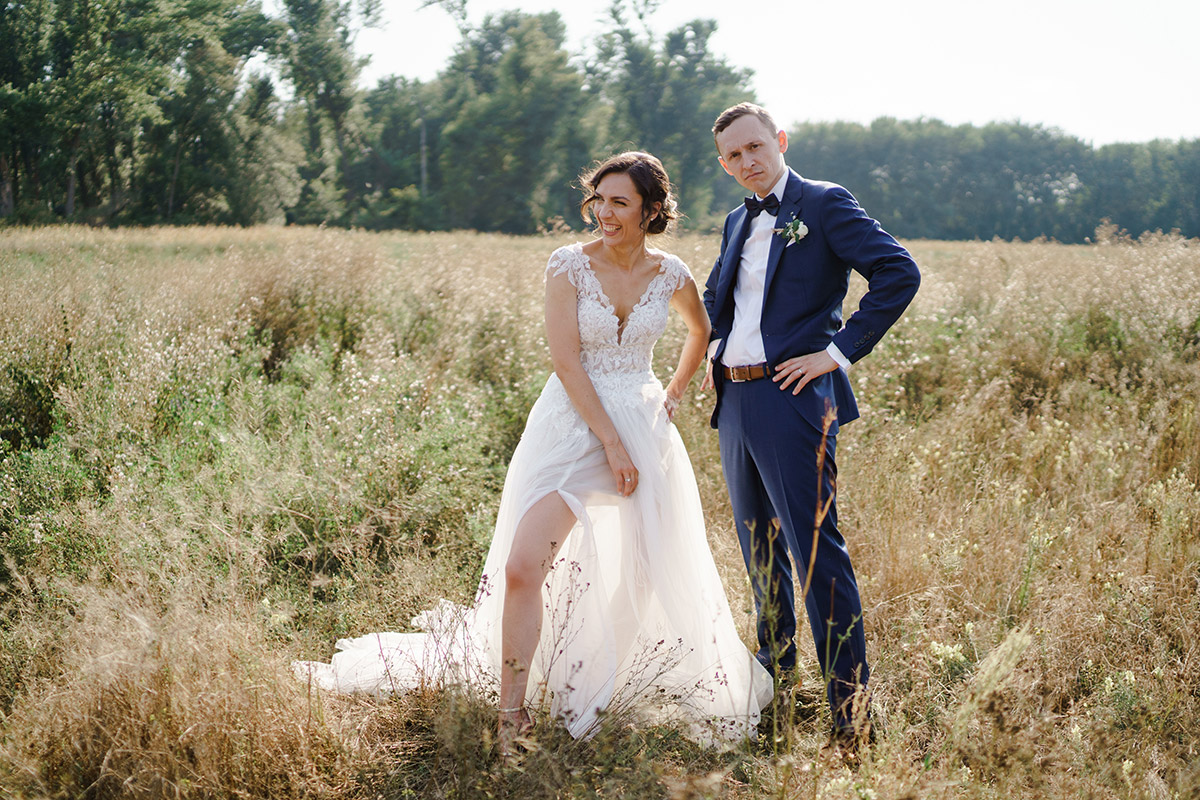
[0,225,1198,798]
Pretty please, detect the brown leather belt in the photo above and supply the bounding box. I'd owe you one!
[722,363,772,382]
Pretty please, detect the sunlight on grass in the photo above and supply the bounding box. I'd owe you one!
[1,226,1198,798]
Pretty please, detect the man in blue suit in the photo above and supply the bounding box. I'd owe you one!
[701,103,920,744]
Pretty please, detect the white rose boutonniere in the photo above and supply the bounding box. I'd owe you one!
[774,215,808,246]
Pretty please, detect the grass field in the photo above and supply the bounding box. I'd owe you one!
[1,225,1198,799]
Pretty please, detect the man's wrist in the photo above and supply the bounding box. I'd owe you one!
[826,342,850,370]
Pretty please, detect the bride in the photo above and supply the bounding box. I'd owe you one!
[297,152,772,752]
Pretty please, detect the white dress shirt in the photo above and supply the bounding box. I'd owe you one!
[714,166,849,370]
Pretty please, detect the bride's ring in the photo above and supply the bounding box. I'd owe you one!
[625,477,633,482]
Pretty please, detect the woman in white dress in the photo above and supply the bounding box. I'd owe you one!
[297,152,772,752]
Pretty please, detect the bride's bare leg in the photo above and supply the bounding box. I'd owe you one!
[499,493,576,746]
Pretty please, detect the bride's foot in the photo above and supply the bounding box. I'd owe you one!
[498,706,534,757]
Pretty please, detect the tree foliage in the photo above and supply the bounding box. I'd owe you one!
[789,118,1200,241]
[0,0,1197,239]
[435,12,586,233]
[588,2,750,228]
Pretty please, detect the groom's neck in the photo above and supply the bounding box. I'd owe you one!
[756,163,788,199]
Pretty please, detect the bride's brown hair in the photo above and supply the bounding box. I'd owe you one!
[579,151,679,235]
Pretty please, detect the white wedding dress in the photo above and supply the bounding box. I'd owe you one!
[296,243,772,744]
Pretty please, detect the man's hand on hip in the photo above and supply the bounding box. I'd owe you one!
[773,350,838,395]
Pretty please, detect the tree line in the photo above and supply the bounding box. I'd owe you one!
[2,0,1198,241]
[789,118,1200,243]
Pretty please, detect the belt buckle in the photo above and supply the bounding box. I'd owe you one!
[728,365,749,382]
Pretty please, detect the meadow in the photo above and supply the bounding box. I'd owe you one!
[0,225,1197,799]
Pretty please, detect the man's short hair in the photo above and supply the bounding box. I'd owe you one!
[712,103,780,140]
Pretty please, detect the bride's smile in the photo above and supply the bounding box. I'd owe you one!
[591,171,657,251]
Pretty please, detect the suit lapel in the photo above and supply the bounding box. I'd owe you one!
[715,207,750,315]
[763,170,805,299]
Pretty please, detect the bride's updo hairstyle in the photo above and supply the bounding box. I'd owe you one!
[579,151,679,235]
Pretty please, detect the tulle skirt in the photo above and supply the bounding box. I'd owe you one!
[296,370,772,744]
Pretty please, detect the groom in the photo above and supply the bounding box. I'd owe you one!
[702,103,920,740]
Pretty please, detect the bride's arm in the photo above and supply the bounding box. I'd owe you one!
[664,275,713,420]
[545,270,639,497]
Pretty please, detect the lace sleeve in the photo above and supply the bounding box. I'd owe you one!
[662,254,695,292]
[545,245,579,286]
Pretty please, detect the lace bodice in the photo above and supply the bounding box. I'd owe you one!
[545,243,692,382]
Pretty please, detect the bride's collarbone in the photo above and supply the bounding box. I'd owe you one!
[585,251,667,313]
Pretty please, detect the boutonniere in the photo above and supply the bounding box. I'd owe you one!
[774,214,808,246]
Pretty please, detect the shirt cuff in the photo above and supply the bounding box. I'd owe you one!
[826,342,850,370]
[707,339,722,360]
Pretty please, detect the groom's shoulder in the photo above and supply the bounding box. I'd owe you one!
[720,204,746,229]
[799,176,852,200]
[796,177,868,219]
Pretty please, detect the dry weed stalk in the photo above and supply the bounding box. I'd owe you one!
[1,227,1199,798]
[0,587,368,798]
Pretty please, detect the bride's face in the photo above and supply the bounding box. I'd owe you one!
[592,172,655,247]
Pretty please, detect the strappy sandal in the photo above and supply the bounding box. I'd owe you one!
[498,705,534,757]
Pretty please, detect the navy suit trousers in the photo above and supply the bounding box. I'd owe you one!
[717,377,869,727]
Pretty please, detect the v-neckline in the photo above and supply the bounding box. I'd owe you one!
[580,247,667,344]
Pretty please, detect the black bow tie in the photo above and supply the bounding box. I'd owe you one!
[743,193,780,218]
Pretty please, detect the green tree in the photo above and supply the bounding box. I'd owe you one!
[790,119,1097,242]
[1,0,293,224]
[2,0,1197,238]
[280,0,371,224]
[134,0,287,223]
[46,0,178,219]
[343,77,443,229]
[589,1,753,228]
[1086,140,1200,238]
[436,11,591,233]
[0,0,56,219]
[223,75,304,224]
[1165,139,1200,235]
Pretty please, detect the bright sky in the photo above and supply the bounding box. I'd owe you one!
[353,0,1200,146]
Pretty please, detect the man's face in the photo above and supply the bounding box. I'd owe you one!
[715,114,789,198]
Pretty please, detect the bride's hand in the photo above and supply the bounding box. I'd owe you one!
[603,439,638,497]
[663,388,683,420]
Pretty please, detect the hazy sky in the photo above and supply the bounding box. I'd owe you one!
[353,0,1199,146]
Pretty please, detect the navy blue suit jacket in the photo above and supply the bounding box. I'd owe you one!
[704,169,920,432]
